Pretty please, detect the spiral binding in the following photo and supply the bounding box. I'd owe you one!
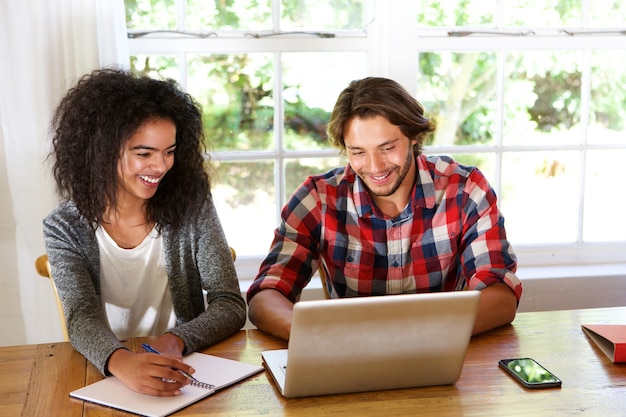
[190,379,216,390]
[140,344,216,390]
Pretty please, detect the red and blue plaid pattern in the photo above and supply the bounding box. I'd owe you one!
[248,154,522,303]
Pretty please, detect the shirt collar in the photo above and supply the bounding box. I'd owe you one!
[347,165,374,217]
[413,154,437,210]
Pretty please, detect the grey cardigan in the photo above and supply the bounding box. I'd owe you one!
[43,197,246,375]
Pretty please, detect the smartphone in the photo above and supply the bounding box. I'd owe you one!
[499,358,562,389]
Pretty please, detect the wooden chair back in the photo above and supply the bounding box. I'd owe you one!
[35,255,69,341]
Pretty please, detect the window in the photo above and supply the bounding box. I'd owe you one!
[413,0,626,268]
[125,0,626,280]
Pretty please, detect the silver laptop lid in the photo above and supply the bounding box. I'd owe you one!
[281,291,481,397]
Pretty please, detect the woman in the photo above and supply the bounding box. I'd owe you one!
[43,68,246,396]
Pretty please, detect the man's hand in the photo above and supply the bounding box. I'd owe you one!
[150,333,186,359]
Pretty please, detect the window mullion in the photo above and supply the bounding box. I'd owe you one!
[273,0,281,32]
[577,48,593,243]
[274,49,285,221]
[494,48,506,199]
[179,51,187,90]
[176,0,186,30]
[370,0,417,90]
[176,0,186,87]
[494,0,506,201]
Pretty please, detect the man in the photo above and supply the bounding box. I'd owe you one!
[247,77,522,341]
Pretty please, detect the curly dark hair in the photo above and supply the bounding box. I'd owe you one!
[327,77,435,156]
[49,67,210,232]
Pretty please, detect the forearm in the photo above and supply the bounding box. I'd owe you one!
[151,332,186,358]
[472,283,517,335]
[248,289,294,341]
[170,292,246,353]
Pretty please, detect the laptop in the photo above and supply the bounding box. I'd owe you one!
[262,290,481,398]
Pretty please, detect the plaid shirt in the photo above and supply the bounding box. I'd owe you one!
[247,154,522,303]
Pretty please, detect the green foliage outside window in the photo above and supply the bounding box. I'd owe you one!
[125,0,626,250]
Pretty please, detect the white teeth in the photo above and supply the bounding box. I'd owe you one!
[373,173,390,180]
[139,175,160,184]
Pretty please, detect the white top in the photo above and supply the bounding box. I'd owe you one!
[96,226,177,339]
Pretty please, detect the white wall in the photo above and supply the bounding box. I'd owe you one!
[516,265,626,312]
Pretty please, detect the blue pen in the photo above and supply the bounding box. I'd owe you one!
[141,343,200,383]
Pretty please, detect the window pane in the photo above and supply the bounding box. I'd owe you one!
[281,0,365,30]
[504,0,582,27]
[284,157,344,200]
[212,161,276,256]
[417,0,495,27]
[587,50,626,145]
[504,50,582,146]
[584,150,626,242]
[125,0,176,29]
[130,55,181,81]
[500,151,580,244]
[282,52,367,151]
[187,53,275,151]
[419,52,498,147]
[589,0,626,27]
[185,0,272,30]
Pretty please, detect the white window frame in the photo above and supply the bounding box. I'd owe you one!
[408,8,626,273]
[127,1,626,285]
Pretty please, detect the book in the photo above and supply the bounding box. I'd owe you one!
[581,324,626,363]
[70,352,264,417]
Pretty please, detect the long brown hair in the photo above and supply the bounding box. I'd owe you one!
[327,77,435,155]
[49,68,210,232]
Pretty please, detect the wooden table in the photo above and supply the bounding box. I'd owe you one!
[2,307,625,416]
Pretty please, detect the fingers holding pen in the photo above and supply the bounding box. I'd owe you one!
[107,348,190,397]
[145,351,193,383]
[141,343,197,382]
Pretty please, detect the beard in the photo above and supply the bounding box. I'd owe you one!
[358,147,415,198]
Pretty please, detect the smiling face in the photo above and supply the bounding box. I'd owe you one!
[344,115,417,216]
[116,118,177,207]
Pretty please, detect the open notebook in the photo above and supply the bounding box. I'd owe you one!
[70,352,263,417]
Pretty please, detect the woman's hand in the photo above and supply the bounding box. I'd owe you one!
[106,344,195,396]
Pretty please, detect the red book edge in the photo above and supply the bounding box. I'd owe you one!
[581,324,626,363]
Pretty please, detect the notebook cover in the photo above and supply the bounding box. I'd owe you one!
[581,324,626,363]
[70,352,264,417]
